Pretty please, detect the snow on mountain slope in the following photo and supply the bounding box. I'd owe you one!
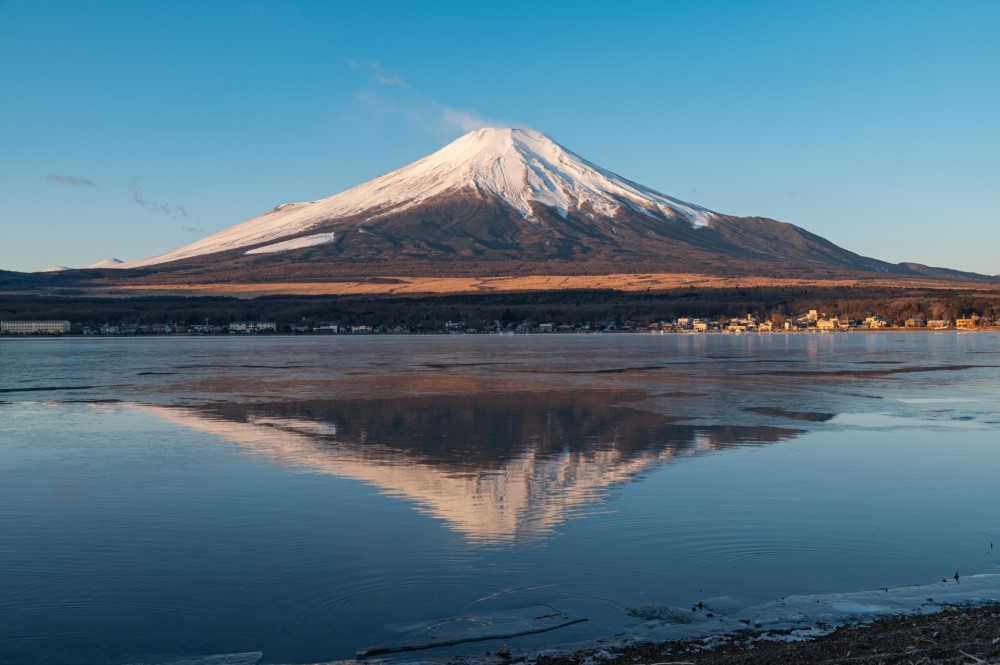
[117,128,715,268]
[86,258,124,268]
[243,232,337,255]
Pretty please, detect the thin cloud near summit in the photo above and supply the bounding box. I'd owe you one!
[347,59,504,136]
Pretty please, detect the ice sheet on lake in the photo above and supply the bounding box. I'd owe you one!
[628,574,1000,646]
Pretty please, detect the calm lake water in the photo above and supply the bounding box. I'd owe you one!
[2,333,999,664]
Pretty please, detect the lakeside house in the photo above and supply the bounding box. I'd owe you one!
[228,321,277,334]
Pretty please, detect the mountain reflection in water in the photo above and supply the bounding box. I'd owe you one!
[133,391,799,543]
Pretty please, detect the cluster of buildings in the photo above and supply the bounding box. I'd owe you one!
[649,311,992,333]
[903,315,985,330]
[2,312,997,336]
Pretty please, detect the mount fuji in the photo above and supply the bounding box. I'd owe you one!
[102,128,985,283]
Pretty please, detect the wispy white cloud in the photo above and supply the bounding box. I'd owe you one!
[129,180,188,218]
[369,61,409,89]
[440,107,493,133]
[48,174,95,187]
[345,59,505,137]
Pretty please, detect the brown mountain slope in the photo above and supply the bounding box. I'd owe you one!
[95,193,993,286]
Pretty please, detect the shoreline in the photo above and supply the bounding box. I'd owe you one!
[363,576,1000,665]
[3,327,999,338]
[528,602,1000,665]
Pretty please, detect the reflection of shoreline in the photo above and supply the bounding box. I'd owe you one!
[128,394,799,544]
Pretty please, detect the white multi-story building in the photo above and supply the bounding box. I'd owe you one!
[0,320,71,334]
[228,321,277,334]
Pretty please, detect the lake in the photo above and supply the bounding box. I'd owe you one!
[1,333,999,664]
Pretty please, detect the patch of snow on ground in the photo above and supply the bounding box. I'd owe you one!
[244,232,336,255]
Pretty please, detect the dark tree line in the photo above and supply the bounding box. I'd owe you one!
[2,285,999,330]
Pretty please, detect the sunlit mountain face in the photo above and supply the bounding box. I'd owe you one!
[132,392,800,544]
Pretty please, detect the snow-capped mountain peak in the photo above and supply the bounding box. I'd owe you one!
[116,127,715,268]
[399,127,713,224]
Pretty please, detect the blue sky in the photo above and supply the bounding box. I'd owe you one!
[1,0,997,274]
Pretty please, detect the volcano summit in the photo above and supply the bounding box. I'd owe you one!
[107,128,984,284]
